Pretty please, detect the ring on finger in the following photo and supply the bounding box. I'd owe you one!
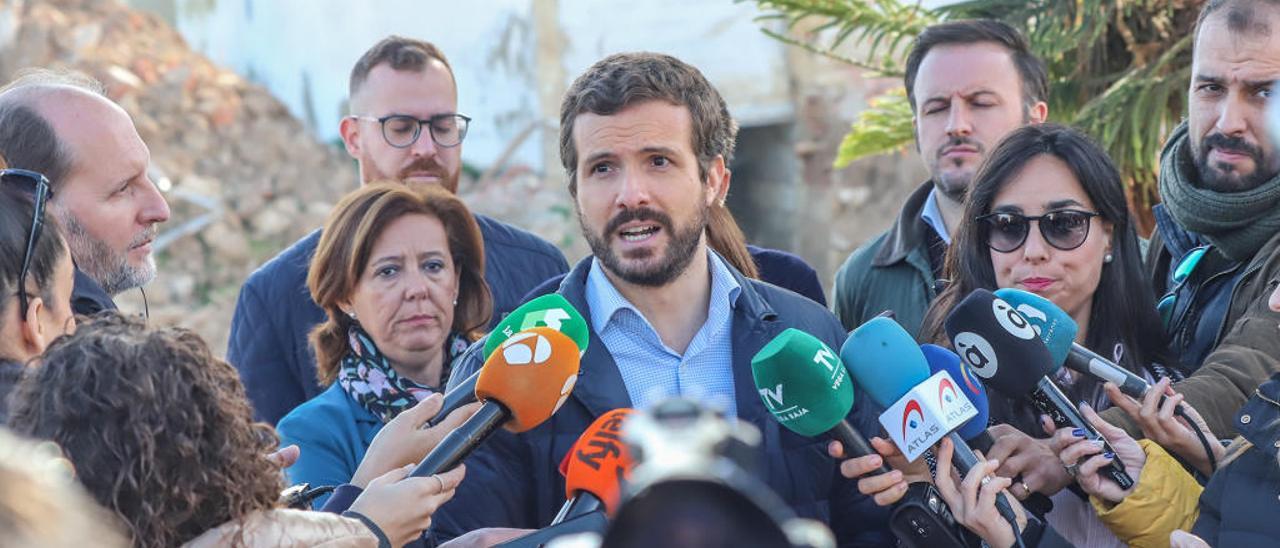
[1064,462,1081,476]
[1018,481,1032,496]
[431,474,444,492]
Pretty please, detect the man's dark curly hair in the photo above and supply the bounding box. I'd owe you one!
[7,313,283,548]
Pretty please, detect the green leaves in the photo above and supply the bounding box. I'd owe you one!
[835,88,915,168]
[753,0,1196,206]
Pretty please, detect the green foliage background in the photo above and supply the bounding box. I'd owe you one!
[752,0,1202,215]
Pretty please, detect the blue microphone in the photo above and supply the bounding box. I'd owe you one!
[842,318,1020,527]
[994,288,1150,399]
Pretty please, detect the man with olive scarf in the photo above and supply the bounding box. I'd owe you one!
[1101,0,1280,442]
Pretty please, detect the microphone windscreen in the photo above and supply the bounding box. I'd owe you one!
[750,328,854,437]
[484,294,589,359]
[477,327,581,432]
[840,316,930,408]
[993,288,1077,368]
[561,408,635,516]
[943,289,1054,397]
[921,344,989,442]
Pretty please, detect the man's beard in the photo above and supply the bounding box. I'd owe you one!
[61,214,156,295]
[930,136,985,202]
[1192,132,1280,192]
[580,203,708,287]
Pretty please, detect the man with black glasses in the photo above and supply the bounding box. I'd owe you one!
[0,73,171,316]
[228,36,569,425]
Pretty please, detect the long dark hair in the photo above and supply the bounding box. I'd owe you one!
[0,164,68,353]
[921,124,1171,432]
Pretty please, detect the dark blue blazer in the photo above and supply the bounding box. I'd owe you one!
[227,215,569,425]
[431,256,890,547]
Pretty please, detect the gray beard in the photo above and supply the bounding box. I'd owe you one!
[60,213,155,295]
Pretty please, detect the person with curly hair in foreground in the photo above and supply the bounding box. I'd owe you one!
[7,312,464,547]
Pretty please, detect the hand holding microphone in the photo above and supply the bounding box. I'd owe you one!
[351,392,481,488]
[749,328,916,506]
[994,288,1221,474]
[944,290,1135,491]
[932,437,1029,548]
[842,317,1022,531]
[1048,401,1146,504]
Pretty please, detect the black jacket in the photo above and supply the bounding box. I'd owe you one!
[70,268,116,317]
[1192,372,1280,546]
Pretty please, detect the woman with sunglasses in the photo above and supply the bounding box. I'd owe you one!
[919,124,1172,546]
[0,165,75,422]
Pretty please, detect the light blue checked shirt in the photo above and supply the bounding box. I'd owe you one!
[585,251,742,418]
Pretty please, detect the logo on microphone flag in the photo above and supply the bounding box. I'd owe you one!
[901,399,924,441]
[501,331,553,365]
[879,370,977,462]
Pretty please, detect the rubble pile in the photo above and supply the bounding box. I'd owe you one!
[0,0,356,350]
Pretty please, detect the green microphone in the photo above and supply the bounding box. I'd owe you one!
[431,294,589,427]
[751,328,888,473]
[484,293,590,359]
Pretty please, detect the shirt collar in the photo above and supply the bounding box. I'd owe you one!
[920,187,952,244]
[586,250,742,335]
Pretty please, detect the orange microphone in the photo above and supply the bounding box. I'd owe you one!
[496,409,635,548]
[412,327,580,477]
[555,408,635,522]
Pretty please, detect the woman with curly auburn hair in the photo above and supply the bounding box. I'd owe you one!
[6,313,380,547]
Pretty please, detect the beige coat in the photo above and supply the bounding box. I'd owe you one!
[182,508,377,548]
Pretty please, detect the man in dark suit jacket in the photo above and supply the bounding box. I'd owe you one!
[432,52,889,547]
[226,36,568,425]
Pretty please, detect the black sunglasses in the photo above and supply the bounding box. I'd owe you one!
[976,209,1100,253]
[3,168,53,318]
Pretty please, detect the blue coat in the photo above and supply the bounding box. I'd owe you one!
[275,383,381,508]
[227,215,569,425]
[430,256,891,547]
[1192,372,1280,546]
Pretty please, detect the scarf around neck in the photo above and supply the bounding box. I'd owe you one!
[1158,122,1280,262]
[336,323,469,423]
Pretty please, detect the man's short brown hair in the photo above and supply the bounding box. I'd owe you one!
[349,35,455,104]
[558,52,738,195]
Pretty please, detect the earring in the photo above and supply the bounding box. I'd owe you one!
[1104,253,1113,264]
[346,311,357,320]
[453,298,458,306]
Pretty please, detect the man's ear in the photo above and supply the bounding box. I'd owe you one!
[339,116,362,159]
[1028,101,1049,124]
[19,296,47,355]
[706,156,729,207]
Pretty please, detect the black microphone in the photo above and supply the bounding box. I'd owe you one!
[944,289,1134,491]
[428,369,478,428]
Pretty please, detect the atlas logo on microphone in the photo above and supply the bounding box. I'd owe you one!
[953,332,999,379]
[937,377,968,422]
[901,399,927,442]
[993,298,1036,340]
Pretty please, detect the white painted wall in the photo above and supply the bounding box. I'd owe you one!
[167,0,793,172]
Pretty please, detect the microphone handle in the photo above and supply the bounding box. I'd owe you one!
[493,509,609,548]
[412,401,508,477]
[944,431,1020,530]
[829,420,892,475]
[427,370,480,427]
[551,492,603,525]
[1065,344,1149,399]
[1030,378,1134,490]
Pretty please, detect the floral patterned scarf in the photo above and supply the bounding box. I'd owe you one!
[336,323,470,423]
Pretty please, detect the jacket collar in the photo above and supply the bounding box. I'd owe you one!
[872,181,938,267]
[1152,204,1209,263]
[556,254,781,426]
[70,267,117,316]
[1238,372,1280,452]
